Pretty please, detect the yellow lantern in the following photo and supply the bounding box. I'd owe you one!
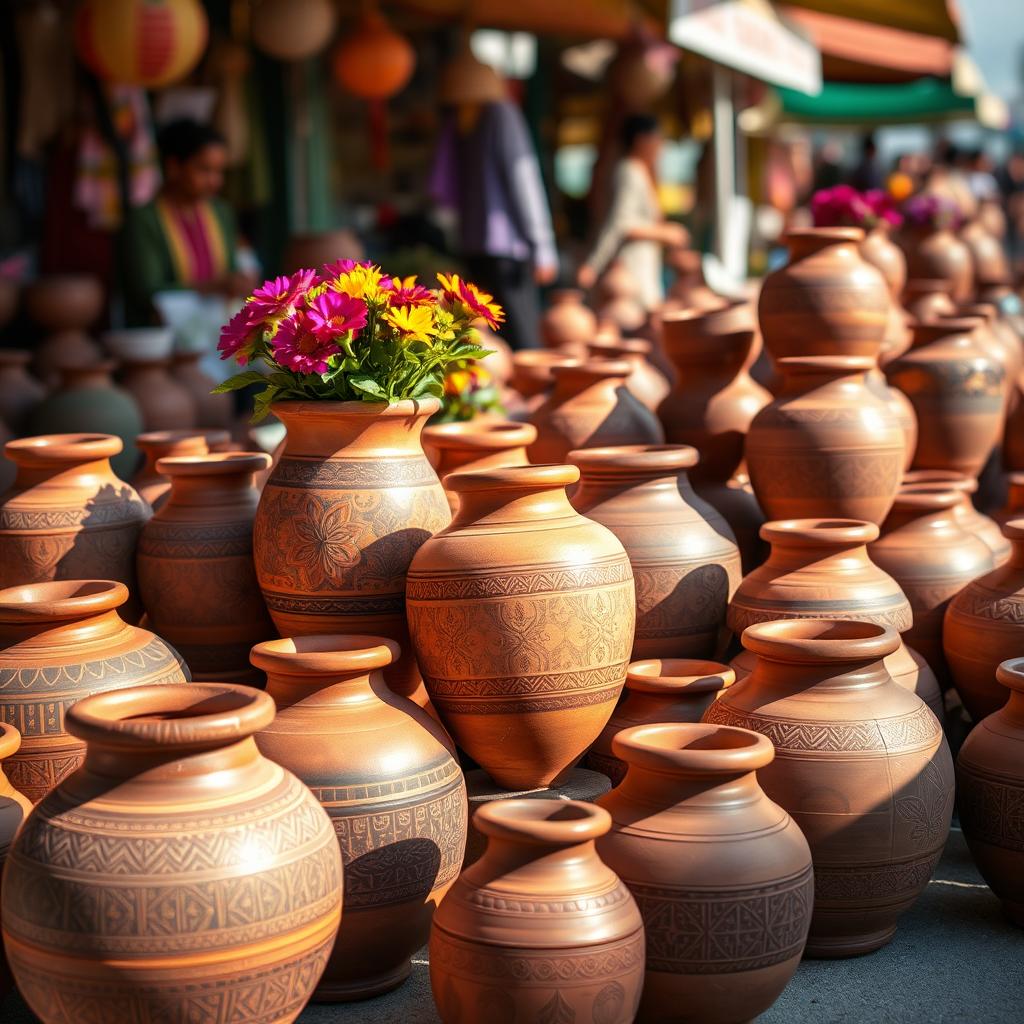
[75,0,208,88]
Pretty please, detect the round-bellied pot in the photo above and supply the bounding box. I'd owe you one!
[665,248,724,310]
[587,660,735,785]
[0,434,151,623]
[528,360,664,463]
[24,274,104,335]
[944,520,1024,723]
[0,351,45,435]
[995,472,1024,530]
[745,356,904,526]
[902,278,956,322]
[569,445,741,660]
[867,367,917,471]
[757,227,889,361]
[956,657,1024,925]
[961,219,1011,288]
[541,288,598,354]
[887,318,1005,479]
[407,464,635,790]
[133,428,232,510]
[508,351,580,404]
[0,723,31,995]
[0,579,188,802]
[861,225,912,365]
[254,399,451,707]
[596,723,813,1022]
[587,336,670,412]
[704,620,954,957]
[251,635,467,1001]
[137,453,274,684]
[429,799,645,1024]
[960,302,1022,401]
[871,489,994,680]
[695,474,767,575]
[171,350,234,429]
[901,225,973,303]
[0,683,343,1023]
[118,356,199,432]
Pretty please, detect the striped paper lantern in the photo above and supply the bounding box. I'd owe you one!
[75,0,208,88]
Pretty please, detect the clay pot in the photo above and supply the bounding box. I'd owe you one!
[587,336,670,413]
[254,400,451,707]
[0,579,188,802]
[32,333,102,389]
[171,350,234,429]
[507,351,580,414]
[25,275,104,334]
[569,445,741,659]
[430,798,645,1024]
[252,635,468,1000]
[597,297,647,335]
[901,225,974,303]
[541,289,598,353]
[528,359,664,463]
[705,619,954,956]
[0,434,151,623]
[0,723,31,994]
[0,351,45,434]
[596,723,813,1021]
[995,472,1024,529]
[118,357,199,432]
[1,683,343,1022]
[137,453,275,684]
[902,278,957,322]
[282,229,364,273]
[745,356,904,525]
[861,225,912,366]
[956,657,1024,924]
[407,464,635,790]
[870,489,994,681]
[587,660,735,784]
[867,367,917,471]
[961,219,1011,288]
[599,261,641,302]
[886,318,1005,479]
[665,248,724,310]
[694,474,767,575]
[757,227,889,361]
[133,428,232,510]
[659,306,772,483]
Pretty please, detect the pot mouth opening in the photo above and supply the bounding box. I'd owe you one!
[474,797,611,846]
[445,462,579,494]
[249,634,399,675]
[612,722,774,774]
[5,432,122,462]
[626,659,734,694]
[156,451,271,477]
[424,420,536,451]
[996,657,1024,694]
[0,579,126,622]
[1002,518,1024,542]
[891,488,961,512]
[569,443,698,475]
[760,518,878,546]
[741,618,899,663]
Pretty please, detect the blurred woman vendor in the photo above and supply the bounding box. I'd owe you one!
[124,119,255,324]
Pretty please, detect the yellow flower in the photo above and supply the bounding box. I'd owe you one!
[384,304,436,342]
[331,264,387,303]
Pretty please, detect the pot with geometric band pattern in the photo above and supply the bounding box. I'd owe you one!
[704,620,954,957]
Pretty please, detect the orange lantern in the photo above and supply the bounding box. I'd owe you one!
[333,7,415,100]
[75,0,208,88]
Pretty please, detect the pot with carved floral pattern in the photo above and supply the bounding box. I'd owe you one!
[407,464,635,790]
[253,400,451,708]
[429,798,645,1024]
[1,683,343,1023]
[705,619,954,957]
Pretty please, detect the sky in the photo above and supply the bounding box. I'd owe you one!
[957,0,1022,102]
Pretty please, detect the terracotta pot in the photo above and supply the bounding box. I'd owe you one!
[995,471,1024,529]
[956,657,1024,924]
[705,619,954,956]
[599,261,641,302]
[870,489,994,681]
[0,723,31,995]
[757,227,889,361]
[137,453,274,684]
[24,274,104,334]
[430,798,645,1024]
[0,434,151,623]
[254,400,450,707]
[422,420,535,512]
[570,445,741,660]
[507,351,580,416]
[902,278,957,322]
[541,289,598,353]
[171,350,234,429]
[867,367,917,471]
[0,350,45,434]
[745,356,904,525]
[252,635,466,1000]
[133,428,231,510]
[901,225,973,303]
[961,219,1011,288]
[1,682,342,1022]
[0,580,187,802]
[596,723,813,1021]
[597,297,647,334]
[407,464,635,790]
[665,248,725,310]
[587,660,735,785]
[587,336,670,412]
[861,225,912,367]
[118,357,199,432]
[886,318,1005,479]
[528,360,664,463]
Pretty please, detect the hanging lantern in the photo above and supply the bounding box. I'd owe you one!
[333,7,415,101]
[251,0,337,62]
[75,0,208,88]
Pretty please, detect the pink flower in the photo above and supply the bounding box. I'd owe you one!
[306,290,368,342]
[248,269,318,321]
[322,258,373,278]
[864,189,904,228]
[383,276,434,306]
[218,306,260,364]
[271,311,340,375]
[811,185,872,228]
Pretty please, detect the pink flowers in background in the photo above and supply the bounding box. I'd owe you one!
[811,186,903,230]
[902,193,961,230]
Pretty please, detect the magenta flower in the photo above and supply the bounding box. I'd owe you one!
[864,190,903,228]
[218,306,260,364]
[248,269,318,321]
[322,258,373,278]
[306,290,368,342]
[383,276,434,306]
[271,311,341,375]
[811,185,873,228]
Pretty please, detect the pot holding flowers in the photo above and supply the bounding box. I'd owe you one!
[900,195,973,303]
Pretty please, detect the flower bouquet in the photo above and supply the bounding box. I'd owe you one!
[901,192,962,231]
[811,185,903,230]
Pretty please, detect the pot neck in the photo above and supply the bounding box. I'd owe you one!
[59,364,115,390]
[448,465,579,528]
[158,455,267,510]
[550,361,630,399]
[880,492,961,537]
[263,664,387,711]
[760,520,879,575]
[785,227,864,260]
[777,356,873,393]
[909,318,982,351]
[137,434,211,475]
[5,434,122,490]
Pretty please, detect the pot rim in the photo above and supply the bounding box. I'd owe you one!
[569,443,698,474]
[445,462,579,494]
[889,489,961,512]
[776,355,876,373]
[551,359,633,382]
[5,432,122,463]
[901,470,975,496]
[250,634,399,676]
[474,797,611,846]
[626,659,735,695]
[269,397,441,418]
[156,451,272,477]
[1003,518,1024,541]
[784,226,864,245]
[760,518,879,546]
[612,722,774,775]
[996,658,1024,694]
[423,420,537,451]
[0,722,22,760]
[510,351,581,371]
[137,428,231,450]
[741,618,900,664]
[587,337,651,357]
[0,579,127,622]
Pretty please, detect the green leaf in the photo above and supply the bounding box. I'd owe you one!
[249,384,280,423]
[348,376,386,398]
[211,370,267,394]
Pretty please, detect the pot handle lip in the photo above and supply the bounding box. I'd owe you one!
[612,722,774,775]
[473,798,611,846]
[741,618,900,664]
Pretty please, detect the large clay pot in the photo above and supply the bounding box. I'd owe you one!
[0,723,31,994]
[251,635,468,1000]
[406,464,635,790]
[902,278,956,322]
[171,350,234,429]
[541,289,598,353]
[569,445,741,659]
[695,474,767,574]
[429,798,645,1024]
[587,336,670,412]
[867,367,917,471]
[253,400,451,706]
[0,351,45,434]
[745,356,904,525]
[886,318,1004,479]
[137,452,274,683]
[705,619,954,956]
[528,360,664,463]
[596,723,813,1021]
[901,225,973,303]
[0,434,151,623]
[757,228,889,361]
[957,657,1024,924]
[1,682,342,1022]
[665,248,724,310]
[870,489,994,681]
[133,428,231,509]
[587,659,735,785]
[0,580,188,802]
[118,357,199,432]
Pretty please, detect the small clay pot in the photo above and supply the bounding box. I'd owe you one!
[430,799,645,1024]
[705,619,954,957]
[31,332,102,389]
[171,350,234,429]
[133,428,232,510]
[541,288,598,353]
[0,351,45,434]
[587,660,735,784]
[118,357,199,432]
[665,248,725,310]
[902,278,957,322]
[587,336,670,412]
[597,723,813,1022]
[901,225,973,303]
[957,657,1024,925]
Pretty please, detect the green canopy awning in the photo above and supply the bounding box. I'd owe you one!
[777,76,974,125]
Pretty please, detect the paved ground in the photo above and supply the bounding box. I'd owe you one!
[2,828,1021,1023]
